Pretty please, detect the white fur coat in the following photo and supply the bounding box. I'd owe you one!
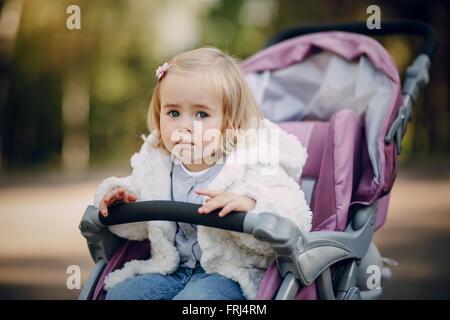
[93,118,312,299]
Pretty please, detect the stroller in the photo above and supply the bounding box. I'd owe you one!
[78,20,437,300]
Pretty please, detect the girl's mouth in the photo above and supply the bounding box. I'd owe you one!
[177,141,194,146]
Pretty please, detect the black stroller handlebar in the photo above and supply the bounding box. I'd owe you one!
[266,20,438,59]
[98,200,247,233]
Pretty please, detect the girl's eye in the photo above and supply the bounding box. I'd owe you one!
[168,110,179,117]
[197,112,208,119]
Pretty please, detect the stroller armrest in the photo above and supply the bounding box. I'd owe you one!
[294,203,377,285]
[79,206,124,263]
[243,202,377,286]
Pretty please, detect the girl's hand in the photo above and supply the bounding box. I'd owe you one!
[99,188,137,217]
[195,189,256,218]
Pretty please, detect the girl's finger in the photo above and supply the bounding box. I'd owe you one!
[108,193,120,205]
[99,201,108,217]
[117,189,128,200]
[198,196,231,214]
[122,192,137,203]
[127,192,137,202]
[217,202,236,218]
[107,189,121,202]
[115,189,129,200]
[195,189,222,197]
[103,191,114,203]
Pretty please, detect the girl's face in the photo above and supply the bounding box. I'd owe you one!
[159,69,224,170]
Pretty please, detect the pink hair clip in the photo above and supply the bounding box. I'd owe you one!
[156,62,170,81]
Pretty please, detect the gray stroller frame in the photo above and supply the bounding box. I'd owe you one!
[79,20,437,300]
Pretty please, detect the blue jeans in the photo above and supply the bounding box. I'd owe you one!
[105,266,246,300]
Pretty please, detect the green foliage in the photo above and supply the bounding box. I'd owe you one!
[0,0,448,174]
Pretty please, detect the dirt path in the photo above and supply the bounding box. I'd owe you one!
[0,168,449,299]
[374,172,450,299]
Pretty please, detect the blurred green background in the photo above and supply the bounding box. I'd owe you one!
[0,0,448,299]
[0,0,448,175]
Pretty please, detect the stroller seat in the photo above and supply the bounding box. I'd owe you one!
[280,110,366,232]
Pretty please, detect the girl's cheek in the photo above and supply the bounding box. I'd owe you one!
[160,131,172,152]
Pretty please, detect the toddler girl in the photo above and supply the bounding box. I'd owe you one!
[93,47,312,300]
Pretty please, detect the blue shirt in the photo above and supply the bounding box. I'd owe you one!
[170,158,225,268]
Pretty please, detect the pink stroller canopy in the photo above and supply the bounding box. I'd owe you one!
[243,31,403,300]
[242,31,403,208]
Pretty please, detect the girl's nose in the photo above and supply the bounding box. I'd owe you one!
[177,115,194,133]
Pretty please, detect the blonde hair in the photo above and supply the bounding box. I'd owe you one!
[146,47,262,154]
